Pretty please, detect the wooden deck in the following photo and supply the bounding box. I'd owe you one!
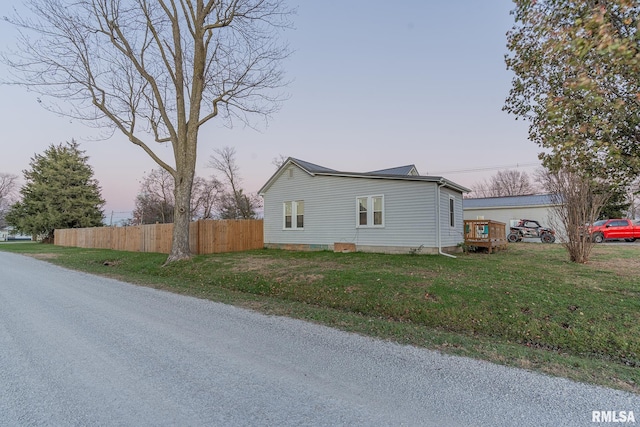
[464,219,507,253]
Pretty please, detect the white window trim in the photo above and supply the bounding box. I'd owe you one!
[356,195,385,228]
[283,200,304,230]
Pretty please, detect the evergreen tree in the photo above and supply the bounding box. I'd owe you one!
[6,141,105,242]
[598,187,631,220]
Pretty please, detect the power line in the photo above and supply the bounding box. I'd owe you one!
[428,162,540,175]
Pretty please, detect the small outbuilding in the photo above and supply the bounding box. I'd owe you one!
[463,194,563,237]
[258,158,470,254]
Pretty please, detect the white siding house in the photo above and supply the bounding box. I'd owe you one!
[258,158,470,254]
[0,226,32,241]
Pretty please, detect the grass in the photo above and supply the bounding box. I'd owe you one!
[1,241,639,393]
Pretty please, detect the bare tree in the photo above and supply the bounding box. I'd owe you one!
[208,146,260,219]
[3,1,292,262]
[271,154,288,169]
[0,173,19,227]
[539,169,610,264]
[471,169,537,198]
[133,169,175,224]
[191,176,222,220]
[133,169,221,224]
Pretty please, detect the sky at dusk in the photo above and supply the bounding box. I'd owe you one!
[0,0,542,224]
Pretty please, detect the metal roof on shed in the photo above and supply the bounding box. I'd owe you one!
[464,194,557,209]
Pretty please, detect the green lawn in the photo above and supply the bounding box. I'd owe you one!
[2,241,639,393]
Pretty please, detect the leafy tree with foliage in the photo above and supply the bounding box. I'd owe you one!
[505,0,640,183]
[4,0,292,262]
[629,180,640,219]
[6,141,104,242]
[505,0,640,262]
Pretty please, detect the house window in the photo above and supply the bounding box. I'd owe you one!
[373,196,383,225]
[356,195,384,227]
[449,196,455,228]
[296,201,304,228]
[284,201,304,229]
[358,197,368,226]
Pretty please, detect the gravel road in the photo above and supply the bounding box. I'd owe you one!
[0,251,637,426]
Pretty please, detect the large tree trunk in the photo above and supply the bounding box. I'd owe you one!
[166,136,197,263]
[166,178,193,262]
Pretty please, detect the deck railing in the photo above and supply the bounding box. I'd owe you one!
[463,219,507,253]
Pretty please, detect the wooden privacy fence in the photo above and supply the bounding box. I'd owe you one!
[463,219,507,253]
[54,219,264,254]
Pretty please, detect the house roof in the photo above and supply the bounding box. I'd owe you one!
[463,194,558,209]
[288,158,338,174]
[259,157,470,194]
[367,165,419,176]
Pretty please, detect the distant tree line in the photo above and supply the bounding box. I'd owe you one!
[132,146,260,225]
[470,170,537,199]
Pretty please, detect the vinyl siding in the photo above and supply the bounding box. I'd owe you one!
[263,164,465,249]
[439,188,464,247]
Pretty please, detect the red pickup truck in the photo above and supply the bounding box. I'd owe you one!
[589,219,640,243]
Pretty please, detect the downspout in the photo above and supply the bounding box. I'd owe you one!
[437,180,457,259]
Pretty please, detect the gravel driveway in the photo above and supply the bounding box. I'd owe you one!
[0,251,637,426]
